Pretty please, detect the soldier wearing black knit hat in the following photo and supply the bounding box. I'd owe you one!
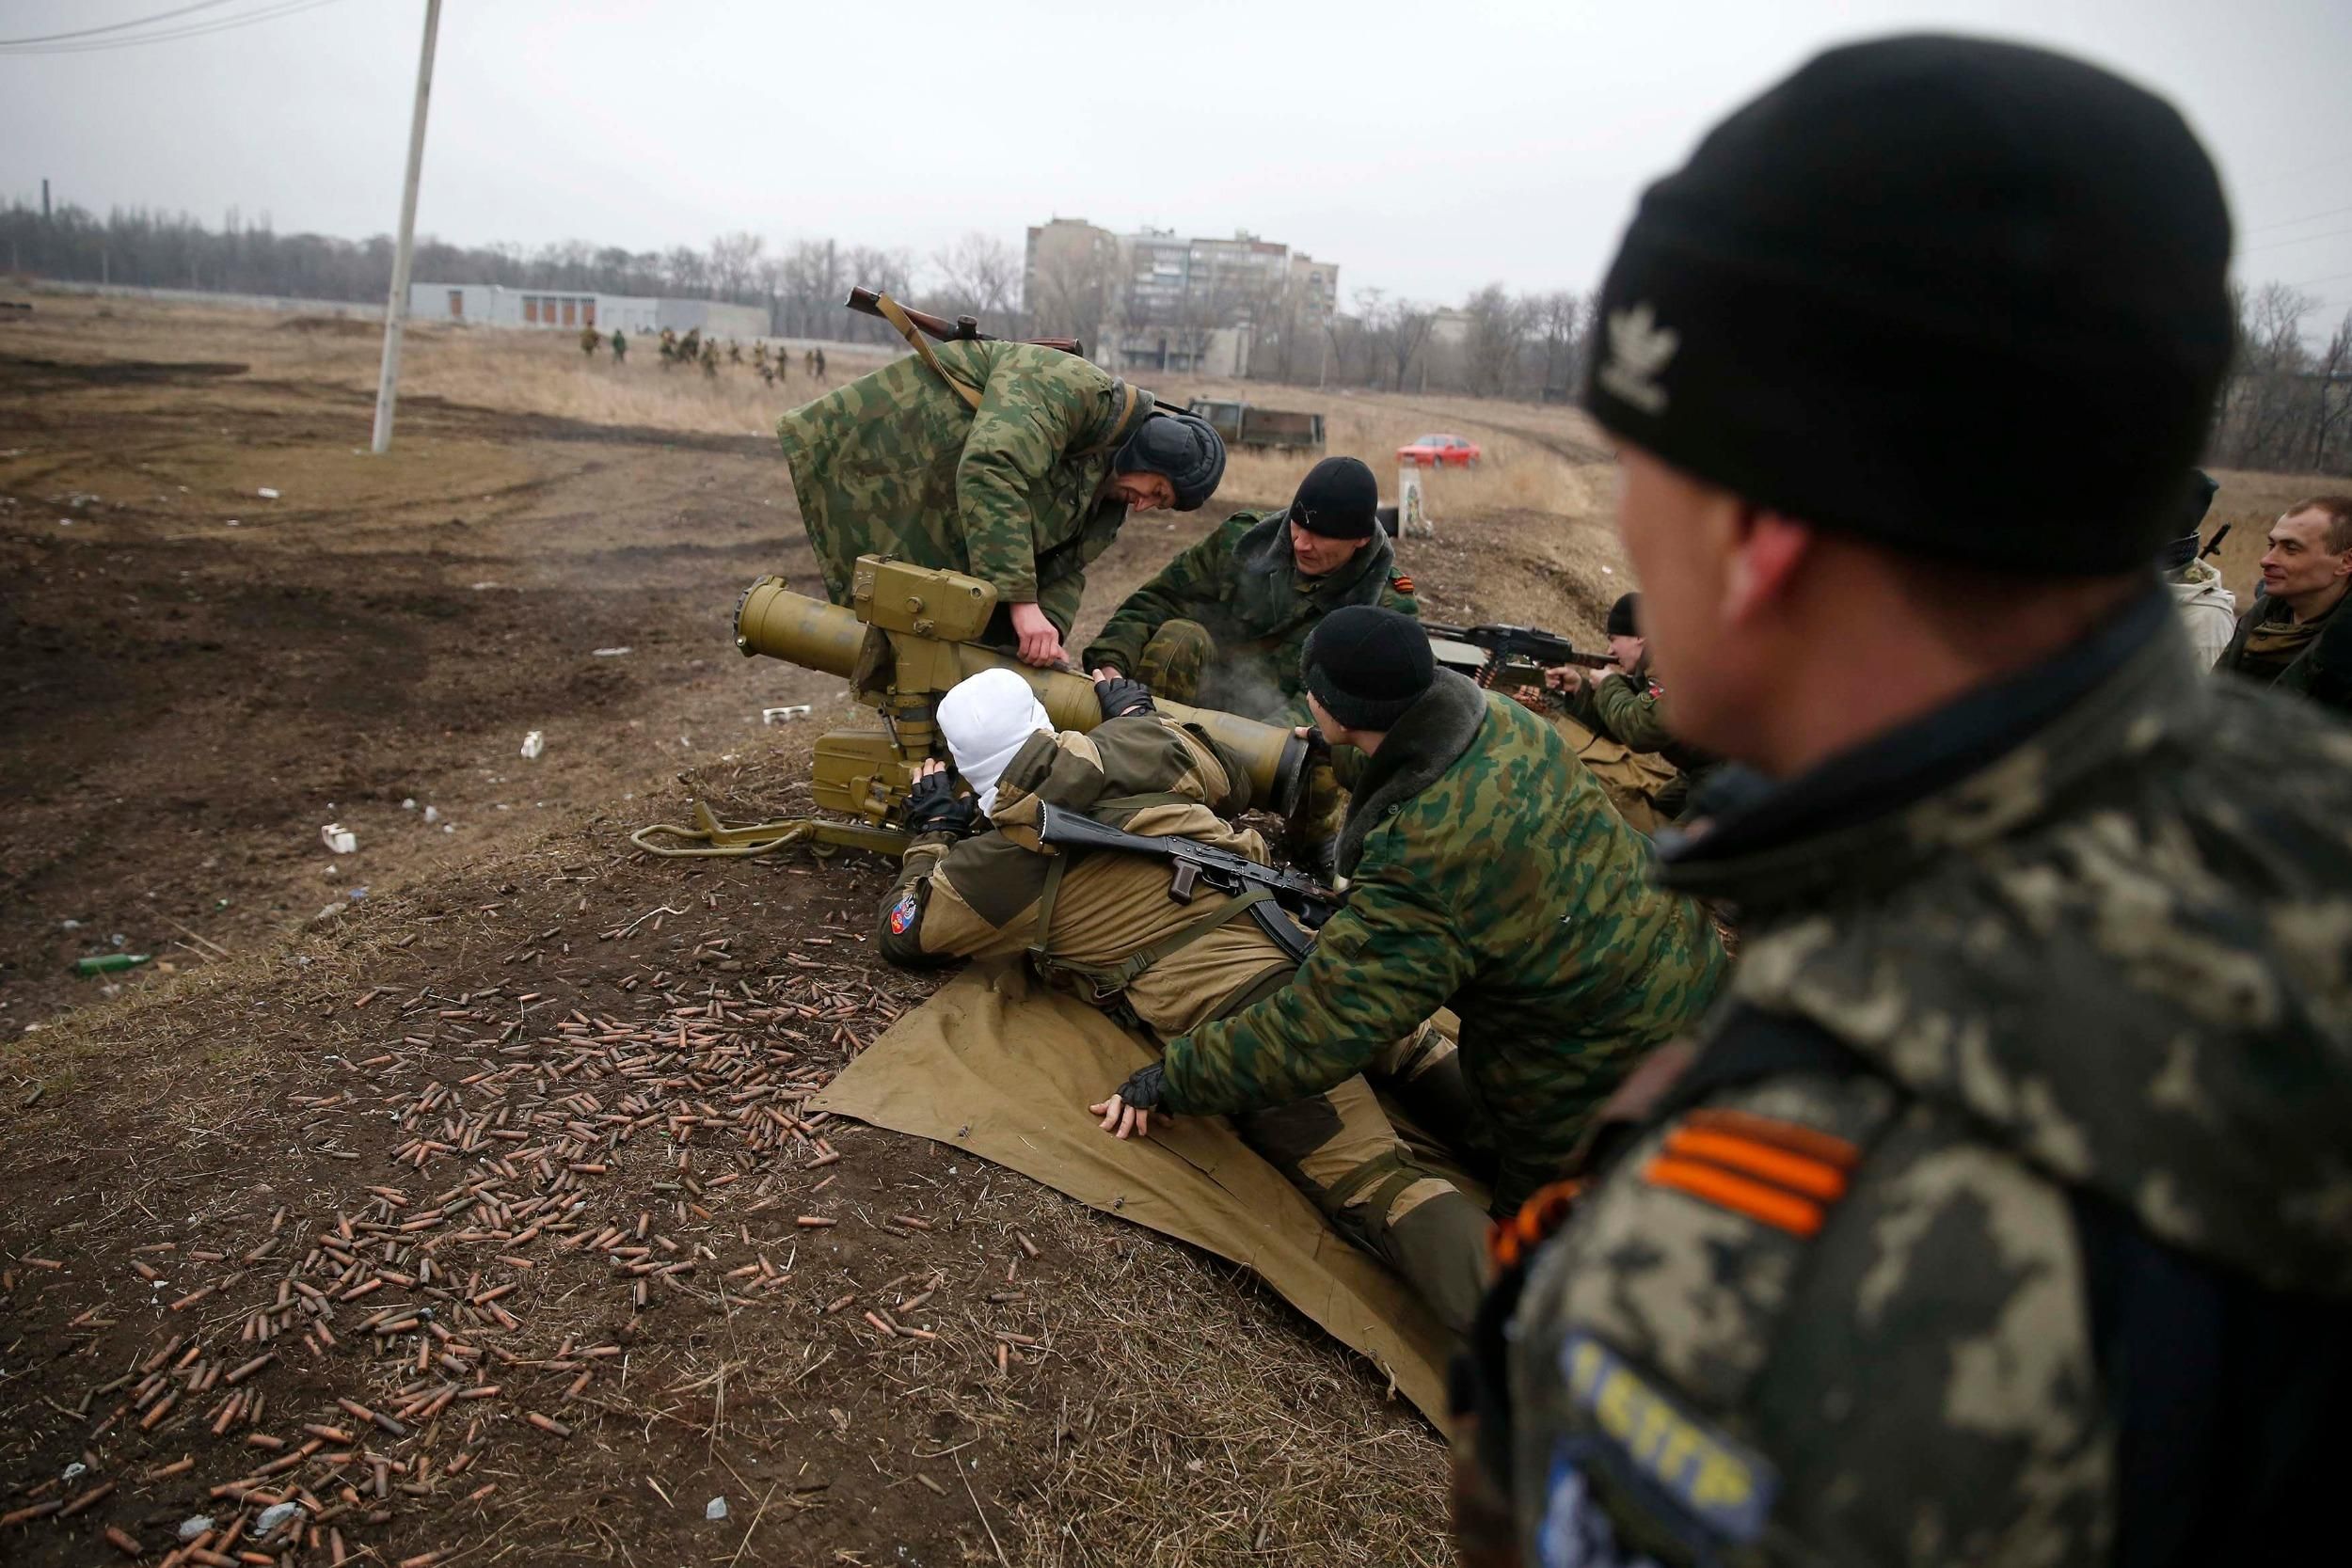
[1541,591,1715,828]
[1082,456,1422,873]
[1465,34,2352,1568]
[1094,601,1729,1228]
[1085,456,1419,727]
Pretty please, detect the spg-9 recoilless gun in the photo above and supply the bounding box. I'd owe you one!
[632,557,1311,861]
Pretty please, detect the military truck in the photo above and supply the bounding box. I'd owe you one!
[1184,398,1326,453]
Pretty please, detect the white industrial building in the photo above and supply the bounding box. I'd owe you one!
[405,283,767,340]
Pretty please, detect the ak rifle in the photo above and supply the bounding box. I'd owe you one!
[1033,803,1337,960]
[1423,620,1613,697]
[845,286,1082,357]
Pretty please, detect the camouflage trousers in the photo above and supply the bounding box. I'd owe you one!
[1216,975,1490,1335]
[1137,619,1345,855]
[1133,617,1215,704]
[1133,618,1295,724]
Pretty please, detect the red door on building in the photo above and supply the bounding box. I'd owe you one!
[524,297,539,325]
[561,299,576,327]
[448,289,464,319]
[582,300,596,326]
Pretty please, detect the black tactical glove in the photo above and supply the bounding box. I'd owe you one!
[1114,1061,1167,1111]
[903,769,977,838]
[1093,675,1157,721]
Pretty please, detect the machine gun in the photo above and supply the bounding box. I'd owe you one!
[1035,803,1335,961]
[632,557,1310,862]
[1422,620,1614,699]
[845,286,1083,358]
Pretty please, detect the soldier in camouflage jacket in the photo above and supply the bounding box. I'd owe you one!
[1473,37,2349,1568]
[1104,608,1731,1217]
[1084,455,1420,726]
[775,339,1222,666]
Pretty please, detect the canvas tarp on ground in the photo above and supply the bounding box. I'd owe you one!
[806,970,1456,1423]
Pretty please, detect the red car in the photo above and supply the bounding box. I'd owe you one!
[1396,433,1482,467]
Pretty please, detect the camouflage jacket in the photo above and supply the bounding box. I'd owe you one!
[777,341,1153,634]
[876,715,1291,1038]
[1081,511,1419,724]
[1159,672,1729,1214]
[1559,664,1674,752]
[2215,590,2352,714]
[1504,594,2352,1566]
[1563,657,1713,760]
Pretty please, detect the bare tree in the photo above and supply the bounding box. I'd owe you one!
[662,245,709,297]
[1363,295,1437,392]
[1530,291,1582,399]
[2213,281,2319,470]
[1027,241,1125,345]
[707,230,766,301]
[778,240,839,337]
[926,232,1021,322]
[1460,283,1531,397]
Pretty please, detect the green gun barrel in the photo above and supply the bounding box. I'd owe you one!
[733,575,1309,817]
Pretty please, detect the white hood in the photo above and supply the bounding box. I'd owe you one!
[2168,558,2238,670]
[937,668,1053,816]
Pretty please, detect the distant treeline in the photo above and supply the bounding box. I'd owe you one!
[4,200,2345,467]
[0,202,924,347]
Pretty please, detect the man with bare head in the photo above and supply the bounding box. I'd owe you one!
[2215,494,2352,709]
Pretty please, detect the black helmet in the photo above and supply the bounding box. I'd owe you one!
[1114,410,1227,511]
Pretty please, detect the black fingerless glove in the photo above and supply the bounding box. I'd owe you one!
[1094,675,1157,721]
[904,770,977,837]
[1116,1061,1167,1110]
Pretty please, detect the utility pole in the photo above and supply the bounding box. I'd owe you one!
[370,0,443,455]
[41,178,50,221]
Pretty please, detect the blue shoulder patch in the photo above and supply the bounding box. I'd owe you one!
[887,892,918,935]
[1537,1451,1661,1568]
[1556,1331,1777,1545]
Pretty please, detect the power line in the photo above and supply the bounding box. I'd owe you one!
[0,0,243,47]
[2241,225,2352,258]
[2242,202,2352,239]
[0,0,354,55]
[0,0,346,54]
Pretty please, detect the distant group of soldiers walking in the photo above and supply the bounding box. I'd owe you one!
[573,321,829,388]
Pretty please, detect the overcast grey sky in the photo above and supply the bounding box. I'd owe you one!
[6,0,2352,319]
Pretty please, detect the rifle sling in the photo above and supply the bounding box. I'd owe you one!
[1027,851,1276,1001]
[873,288,1142,455]
[871,290,984,413]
